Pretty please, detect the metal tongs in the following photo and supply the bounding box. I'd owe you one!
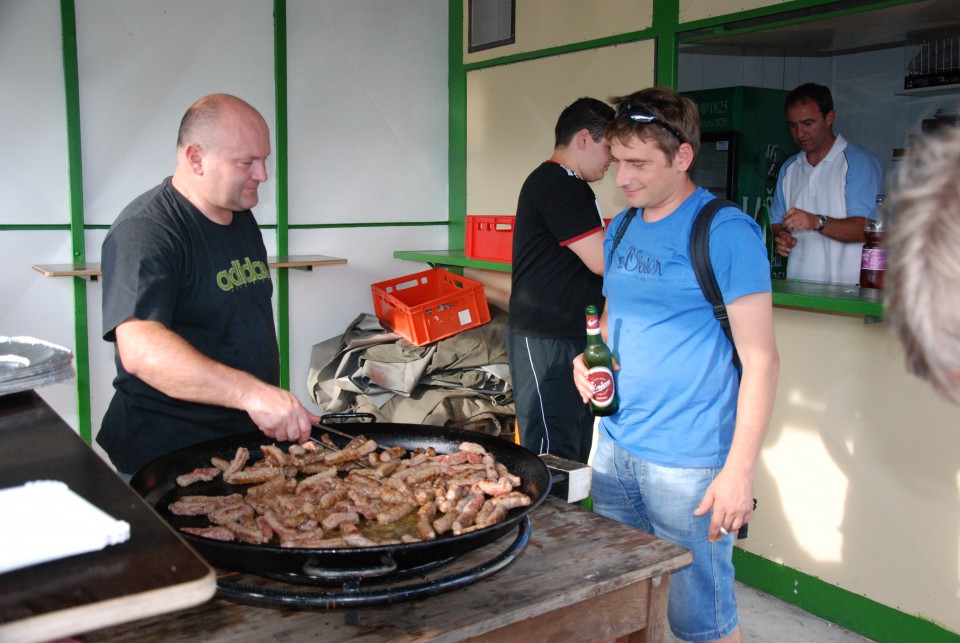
[308,413,383,467]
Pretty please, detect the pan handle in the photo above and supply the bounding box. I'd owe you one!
[320,412,377,425]
[302,553,397,579]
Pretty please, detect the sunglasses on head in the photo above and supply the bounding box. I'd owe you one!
[617,103,685,144]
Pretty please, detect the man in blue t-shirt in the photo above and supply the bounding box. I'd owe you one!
[573,87,779,643]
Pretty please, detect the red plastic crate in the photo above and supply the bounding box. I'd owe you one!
[465,215,515,263]
[370,268,491,346]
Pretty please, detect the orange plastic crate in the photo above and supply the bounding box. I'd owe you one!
[465,215,515,263]
[371,268,491,346]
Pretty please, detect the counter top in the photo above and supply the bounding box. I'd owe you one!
[83,495,692,642]
[393,250,884,318]
[0,391,216,643]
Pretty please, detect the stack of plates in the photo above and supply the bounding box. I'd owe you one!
[0,336,75,396]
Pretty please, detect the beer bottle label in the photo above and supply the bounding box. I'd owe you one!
[586,315,601,335]
[588,366,615,406]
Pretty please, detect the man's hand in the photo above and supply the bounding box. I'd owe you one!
[693,467,755,542]
[572,354,593,403]
[774,229,798,257]
[781,207,817,232]
[243,382,320,444]
[572,353,619,403]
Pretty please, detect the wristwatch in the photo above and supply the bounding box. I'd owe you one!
[816,215,828,231]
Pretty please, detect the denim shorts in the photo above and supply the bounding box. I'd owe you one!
[591,431,738,642]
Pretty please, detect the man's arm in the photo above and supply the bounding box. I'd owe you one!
[693,292,779,541]
[565,230,605,275]
[115,319,318,443]
[780,207,866,242]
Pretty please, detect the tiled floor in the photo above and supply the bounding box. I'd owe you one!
[665,581,875,642]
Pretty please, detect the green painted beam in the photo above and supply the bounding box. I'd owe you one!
[60,0,92,444]
[273,0,290,390]
[448,0,467,251]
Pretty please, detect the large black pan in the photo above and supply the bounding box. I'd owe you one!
[131,421,550,580]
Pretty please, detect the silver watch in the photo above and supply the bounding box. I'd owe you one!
[816,215,828,231]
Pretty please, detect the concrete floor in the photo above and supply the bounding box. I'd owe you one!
[665,582,876,643]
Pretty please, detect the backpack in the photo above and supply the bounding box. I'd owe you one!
[608,197,741,374]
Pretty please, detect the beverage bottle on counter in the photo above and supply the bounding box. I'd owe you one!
[583,305,619,416]
[859,195,886,290]
[755,198,775,265]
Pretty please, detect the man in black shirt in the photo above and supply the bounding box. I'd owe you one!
[508,97,614,463]
[98,94,319,477]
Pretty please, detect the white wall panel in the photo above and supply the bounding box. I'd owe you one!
[75,0,276,226]
[1,231,80,428]
[286,1,448,225]
[0,0,69,225]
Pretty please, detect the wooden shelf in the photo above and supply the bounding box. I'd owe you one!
[895,85,960,97]
[32,254,347,280]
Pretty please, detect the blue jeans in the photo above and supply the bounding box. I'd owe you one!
[591,431,738,642]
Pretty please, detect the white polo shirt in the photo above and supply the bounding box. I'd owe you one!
[770,134,883,284]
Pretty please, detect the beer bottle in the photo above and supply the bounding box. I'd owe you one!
[584,305,619,416]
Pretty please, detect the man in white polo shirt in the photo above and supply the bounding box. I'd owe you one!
[770,83,883,284]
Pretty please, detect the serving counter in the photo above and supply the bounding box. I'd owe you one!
[392,249,884,319]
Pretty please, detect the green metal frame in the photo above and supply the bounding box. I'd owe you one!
[60,0,92,444]
[274,0,291,390]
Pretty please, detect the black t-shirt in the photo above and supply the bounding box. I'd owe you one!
[509,162,605,337]
[97,178,279,474]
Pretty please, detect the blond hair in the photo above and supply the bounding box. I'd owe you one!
[885,124,960,403]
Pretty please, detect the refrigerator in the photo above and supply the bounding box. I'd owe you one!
[682,86,798,278]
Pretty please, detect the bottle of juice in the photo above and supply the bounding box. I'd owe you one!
[859,195,886,290]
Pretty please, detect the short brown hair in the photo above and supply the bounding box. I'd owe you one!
[606,86,700,163]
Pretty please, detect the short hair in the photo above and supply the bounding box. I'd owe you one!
[554,97,615,148]
[885,124,960,403]
[606,86,700,162]
[176,94,258,150]
[786,83,834,118]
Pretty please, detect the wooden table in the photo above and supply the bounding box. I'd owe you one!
[0,391,216,643]
[84,496,691,642]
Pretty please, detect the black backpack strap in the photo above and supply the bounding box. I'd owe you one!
[690,198,741,375]
[608,207,637,262]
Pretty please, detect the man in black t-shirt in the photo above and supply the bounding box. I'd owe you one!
[507,97,614,463]
[98,94,319,477]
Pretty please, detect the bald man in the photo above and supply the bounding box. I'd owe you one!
[98,94,319,478]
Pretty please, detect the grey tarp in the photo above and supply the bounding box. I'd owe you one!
[307,309,513,429]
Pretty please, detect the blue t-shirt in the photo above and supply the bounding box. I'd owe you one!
[600,187,771,467]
